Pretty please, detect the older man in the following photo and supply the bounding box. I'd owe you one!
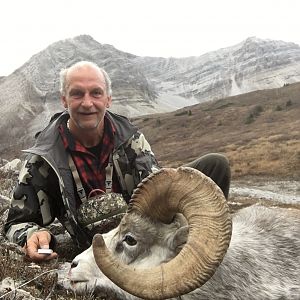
[5,61,160,261]
[5,61,230,262]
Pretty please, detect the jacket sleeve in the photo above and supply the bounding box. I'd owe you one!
[4,154,56,247]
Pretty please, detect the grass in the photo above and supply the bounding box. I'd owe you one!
[0,252,58,299]
[0,248,105,299]
[132,81,300,180]
[225,137,300,177]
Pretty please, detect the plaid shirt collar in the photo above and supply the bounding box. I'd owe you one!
[58,114,118,197]
[59,114,115,160]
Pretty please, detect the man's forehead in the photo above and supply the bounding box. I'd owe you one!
[68,64,104,78]
[66,66,106,86]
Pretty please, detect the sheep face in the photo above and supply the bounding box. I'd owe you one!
[68,213,188,295]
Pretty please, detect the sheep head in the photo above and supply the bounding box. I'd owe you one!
[93,167,232,299]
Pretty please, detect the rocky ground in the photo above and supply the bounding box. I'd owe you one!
[229,176,300,212]
[0,165,299,299]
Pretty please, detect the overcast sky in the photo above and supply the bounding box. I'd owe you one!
[1,0,300,76]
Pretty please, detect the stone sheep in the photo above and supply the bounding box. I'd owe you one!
[65,167,300,299]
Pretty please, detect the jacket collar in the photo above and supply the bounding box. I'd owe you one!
[23,110,137,157]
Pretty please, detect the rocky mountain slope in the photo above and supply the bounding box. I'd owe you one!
[132,81,300,180]
[135,37,300,105]
[0,35,300,157]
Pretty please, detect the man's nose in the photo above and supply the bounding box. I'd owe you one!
[81,93,93,107]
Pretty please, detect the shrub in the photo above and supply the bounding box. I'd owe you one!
[155,118,161,126]
[244,113,255,124]
[252,105,263,117]
[244,105,263,124]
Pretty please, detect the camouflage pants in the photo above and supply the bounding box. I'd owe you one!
[183,153,231,199]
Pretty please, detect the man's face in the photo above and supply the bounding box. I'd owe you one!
[61,65,112,130]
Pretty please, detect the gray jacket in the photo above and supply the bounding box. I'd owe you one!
[4,111,159,249]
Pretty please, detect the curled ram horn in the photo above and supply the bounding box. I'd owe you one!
[93,167,232,299]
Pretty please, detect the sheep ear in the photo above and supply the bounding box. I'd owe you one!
[170,226,189,254]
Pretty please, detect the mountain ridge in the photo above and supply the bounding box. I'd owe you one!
[1,35,300,157]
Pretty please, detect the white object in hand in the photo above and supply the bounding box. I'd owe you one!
[38,248,53,254]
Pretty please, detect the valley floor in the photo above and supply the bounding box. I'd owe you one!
[229,176,300,213]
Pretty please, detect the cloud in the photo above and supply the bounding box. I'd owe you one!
[1,0,300,75]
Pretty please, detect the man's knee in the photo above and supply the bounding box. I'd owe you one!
[184,153,229,172]
[183,153,231,199]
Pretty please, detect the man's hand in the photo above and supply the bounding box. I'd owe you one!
[24,231,58,262]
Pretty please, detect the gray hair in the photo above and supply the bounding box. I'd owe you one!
[59,61,112,97]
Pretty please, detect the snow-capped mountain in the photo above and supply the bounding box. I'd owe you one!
[0,35,300,156]
[135,36,300,105]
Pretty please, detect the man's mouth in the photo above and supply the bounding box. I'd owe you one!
[79,112,97,116]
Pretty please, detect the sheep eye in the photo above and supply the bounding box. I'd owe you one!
[123,234,137,246]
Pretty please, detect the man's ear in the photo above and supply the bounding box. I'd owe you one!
[106,96,112,108]
[61,96,68,108]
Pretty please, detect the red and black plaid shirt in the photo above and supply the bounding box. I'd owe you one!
[59,115,121,201]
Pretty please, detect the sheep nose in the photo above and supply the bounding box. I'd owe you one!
[71,261,78,268]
